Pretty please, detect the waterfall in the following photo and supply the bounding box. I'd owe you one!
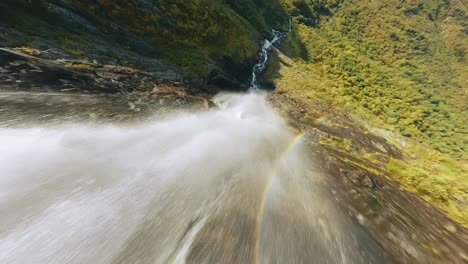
[250,19,293,91]
[0,92,390,263]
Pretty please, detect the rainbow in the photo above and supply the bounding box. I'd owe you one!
[253,131,307,264]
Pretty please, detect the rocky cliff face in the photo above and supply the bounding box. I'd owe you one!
[0,0,297,90]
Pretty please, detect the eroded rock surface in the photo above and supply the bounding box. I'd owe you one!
[270,92,468,263]
[0,48,210,126]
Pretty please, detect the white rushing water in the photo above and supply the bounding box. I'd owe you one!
[250,19,293,90]
[0,92,389,263]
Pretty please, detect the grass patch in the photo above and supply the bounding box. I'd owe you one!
[387,153,468,226]
[275,2,468,223]
[64,48,87,56]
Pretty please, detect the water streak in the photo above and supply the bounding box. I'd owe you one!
[250,19,293,90]
[0,93,390,263]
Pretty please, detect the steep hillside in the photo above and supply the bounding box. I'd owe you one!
[279,0,467,159]
[274,0,467,225]
[0,0,294,88]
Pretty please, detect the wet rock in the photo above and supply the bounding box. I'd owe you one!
[271,91,468,264]
[206,69,244,91]
[372,153,390,164]
[48,4,101,35]
[443,223,457,233]
[134,0,161,13]
[356,213,366,225]
[0,48,184,94]
[130,40,161,57]
[0,48,210,115]
[361,175,374,188]
[340,169,374,188]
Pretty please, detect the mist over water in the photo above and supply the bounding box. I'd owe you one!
[0,93,389,263]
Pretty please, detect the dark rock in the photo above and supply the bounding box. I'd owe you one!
[0,48,186,94]
[341,169,374,188]
[206,69,244,91]
[47,4,100,35]
[134,0,161,13]
[130,40,161,56]
[361,175,374,188]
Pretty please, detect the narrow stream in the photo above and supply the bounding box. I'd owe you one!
[250,19,293,90]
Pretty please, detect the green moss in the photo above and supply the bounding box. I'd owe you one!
[277,1,467,160]
[332,153,384,178]
[1,0,297,77]
[319,136,352,151]
[387,151,467,226]
[162,48,211,76]
[274,1,467,226]
[0,0,52,34]
[64,48,87,56]
[113,60,139,70]
[68,0,271,76]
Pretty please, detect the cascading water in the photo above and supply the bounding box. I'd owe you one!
[0,14,391,264]
[0,91,391,263]
[250,19,293,90]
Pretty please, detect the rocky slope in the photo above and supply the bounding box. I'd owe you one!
[0,0,295,90]
[270,91,468,263]
[2,43,467,264]
[272,0,468,228]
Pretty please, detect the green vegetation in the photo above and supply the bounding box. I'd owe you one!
[64,48,87,56]
[0,0,50,36]
[0,0,296,76]
[71,0,262,75]
[387,146,468,226]
[275,0,467,226]
[278,0,467,160]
